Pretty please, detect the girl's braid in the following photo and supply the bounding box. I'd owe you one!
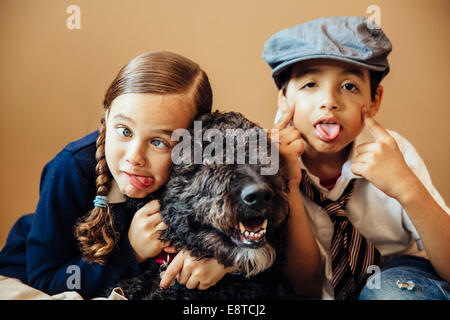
[74,118,118,265]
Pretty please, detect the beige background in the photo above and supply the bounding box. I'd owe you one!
[0,0,449,248]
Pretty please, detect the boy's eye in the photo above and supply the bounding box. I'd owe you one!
[151,139,169,149]
[302,82,316,89]
[118,127,132,137]
[342,83,358,91]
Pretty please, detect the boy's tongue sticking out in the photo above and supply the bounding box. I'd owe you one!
[314,121,341,142]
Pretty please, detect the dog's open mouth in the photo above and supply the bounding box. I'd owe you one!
[231,217,268,248]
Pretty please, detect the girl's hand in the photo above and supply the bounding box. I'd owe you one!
[351,108,417,202]
[128,200,172,263]
[271,102,305,185]
[159,250,233,290]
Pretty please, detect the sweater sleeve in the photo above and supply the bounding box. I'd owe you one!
[26,149,141,299]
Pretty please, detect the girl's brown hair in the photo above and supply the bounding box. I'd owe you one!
[74,51,212,264]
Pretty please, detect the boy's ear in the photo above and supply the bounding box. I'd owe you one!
[368,85,383,117]
[277,89,289,112]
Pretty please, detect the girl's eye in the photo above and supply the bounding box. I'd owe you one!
[342,83,358,91]
[118,127,132,137]
[302,82,316,89]
[151,139,169,149]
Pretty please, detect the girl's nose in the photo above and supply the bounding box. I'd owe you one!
[126,141,147,167]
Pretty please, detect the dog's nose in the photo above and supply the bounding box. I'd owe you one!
[240,184,273,208]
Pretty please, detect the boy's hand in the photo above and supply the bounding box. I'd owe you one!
[159,250,233,290]
[351,108,417,201]
[128,200,173,264]
[271,102,304,185]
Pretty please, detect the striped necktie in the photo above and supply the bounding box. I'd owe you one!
[300,171,384,300]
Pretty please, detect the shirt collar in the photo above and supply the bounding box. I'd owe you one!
[300,126,374,201]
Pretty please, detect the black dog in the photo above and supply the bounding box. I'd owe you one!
[108,111,290,300]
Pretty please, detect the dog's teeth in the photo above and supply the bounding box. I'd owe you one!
[239,221,268,241]
[262,219,268,229]
[239,222,245,234]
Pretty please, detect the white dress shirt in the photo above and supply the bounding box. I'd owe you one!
[297,126,449,299]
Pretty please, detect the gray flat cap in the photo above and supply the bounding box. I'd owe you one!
[262,16,392,88]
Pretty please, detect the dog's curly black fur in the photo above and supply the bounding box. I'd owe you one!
[106,111,290,300]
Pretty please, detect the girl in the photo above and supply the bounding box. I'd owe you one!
[0,51,231,299]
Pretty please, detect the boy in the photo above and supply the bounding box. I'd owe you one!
[262,16,450,299]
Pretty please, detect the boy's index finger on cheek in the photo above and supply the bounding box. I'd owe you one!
[363,110,389,141]
[273,102,295,130]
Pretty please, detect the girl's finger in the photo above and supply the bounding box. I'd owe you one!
[147,212,163,229]
[185,277,200,290]
[153,221,171,246]
[159,251,184,289]
[163,245,179,254]
[176,261,192,285]
[154,220,168,231]
[139,199,161,216]
[198,280,216,291]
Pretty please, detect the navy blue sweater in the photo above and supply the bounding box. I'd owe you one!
[0,132,142,299]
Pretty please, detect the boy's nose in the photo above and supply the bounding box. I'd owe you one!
[319,89,340,111]
[320,104,339,111]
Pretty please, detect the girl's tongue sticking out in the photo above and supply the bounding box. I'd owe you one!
[128,173,155,190]
[135,175,154,187]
